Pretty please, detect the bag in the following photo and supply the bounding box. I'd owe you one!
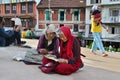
[41,62,56,73]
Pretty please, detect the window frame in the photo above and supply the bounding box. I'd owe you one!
[5,4,10,14]
[21,3,26,14]
[58,9,66,21]
[12,4,16,14]
[72,9,80,21]
[45,9,51,21]
[28,2,33,13]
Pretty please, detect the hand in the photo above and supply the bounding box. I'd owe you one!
[106,28,109,32]
[40,49,48,54]
[57,59,68,64]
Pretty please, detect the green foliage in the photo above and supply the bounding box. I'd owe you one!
[88,42,92,49]
[104,46,109,51]
[117,48,120,52]
[77,33,82,39]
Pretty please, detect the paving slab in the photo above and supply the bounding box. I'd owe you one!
[0,39,120,80]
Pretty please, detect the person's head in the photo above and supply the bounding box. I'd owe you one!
[45,24,56,40]
[58,26,75,58]
[57,26,72,42]
[92,5,101,11]
[10,20,15,27]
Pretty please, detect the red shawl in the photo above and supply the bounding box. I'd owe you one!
[59,26,75,58]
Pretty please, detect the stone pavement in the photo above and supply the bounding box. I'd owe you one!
[0,39,120,80]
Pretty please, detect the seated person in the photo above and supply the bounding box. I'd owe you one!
[23,24,59,64]
[21,28,27,38]
[26,28,33,39]
[37,24,59,65]
[40,26,84,75]
[37,24,59,55]
[55,26,84,75]
[0,17,14,47]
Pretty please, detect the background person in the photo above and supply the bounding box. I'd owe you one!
[21,28,27,38]
[11,16,22,46]
[26,28,33,39]
[90,5,109,57]
[0,17,14,46]
[91,5,102,26]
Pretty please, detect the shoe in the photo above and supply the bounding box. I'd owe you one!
[102,54,108,57]
[38,66,42,69]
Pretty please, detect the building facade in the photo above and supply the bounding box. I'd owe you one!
[85,0,120,38]
[0,0,37,29]
[37,0,86,35]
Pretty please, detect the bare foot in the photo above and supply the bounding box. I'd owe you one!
[102,53,108,57]
[90,51,96,55]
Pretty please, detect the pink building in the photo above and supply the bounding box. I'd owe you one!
[37,0,86,33]
[0,0,37,29]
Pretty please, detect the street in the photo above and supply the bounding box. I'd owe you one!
[0,39,120,80]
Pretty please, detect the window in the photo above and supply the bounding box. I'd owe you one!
[28,19,33,28]
[2,0,11,4]
[45,10,50,21]
[21,19,26,27]
[91,0,101,4]
[110,9,119,17]
[73,9,79,21]
[16,0,20,2]
[110,0,120,2]
[111,27,115,34]
[12,4,16,14]
[73,24,79,32]
[20,0,27,2]
[28,2,33,13]
[5,4,10,14]
[109,9,120,22]
[21,3,26,14]
[59,10,65,21]
[12,0,17,3]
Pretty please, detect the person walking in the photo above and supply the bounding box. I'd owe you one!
[90,5,109,57]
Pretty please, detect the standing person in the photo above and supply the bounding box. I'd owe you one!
[11,16,22,46]
[91,5,102,26]
[90,5,108,57]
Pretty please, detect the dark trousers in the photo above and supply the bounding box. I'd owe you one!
[14,31,21,44]
[0,36,6,47]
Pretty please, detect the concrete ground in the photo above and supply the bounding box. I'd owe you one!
[0,39,120,80]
